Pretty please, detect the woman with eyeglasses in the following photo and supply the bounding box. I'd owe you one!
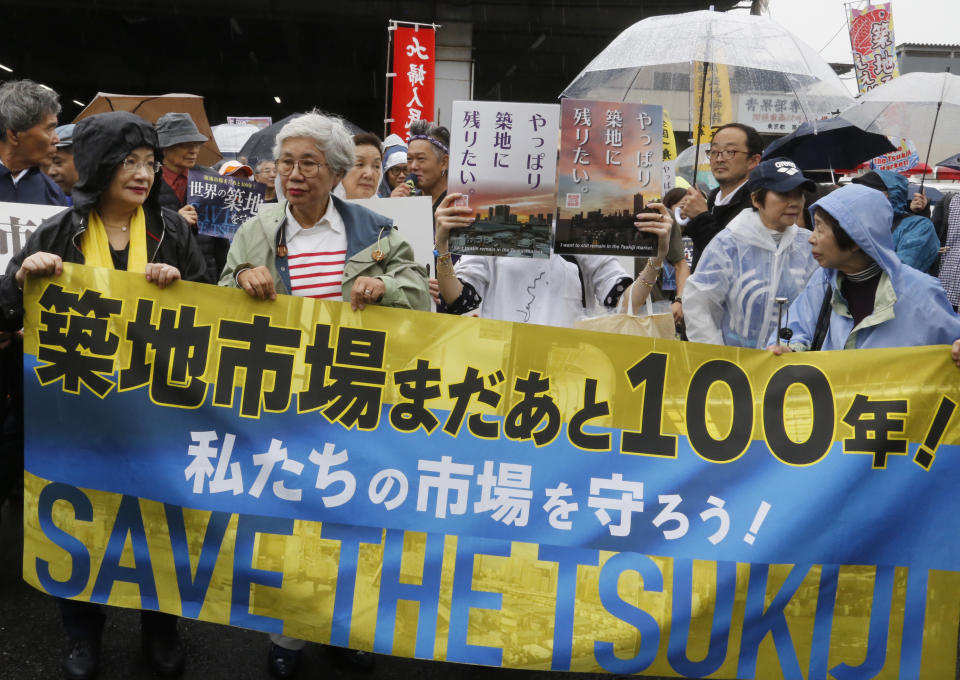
[2,111,209,323]
[0,110,208,680]
[221,110,429,313]
[220,110,427,679]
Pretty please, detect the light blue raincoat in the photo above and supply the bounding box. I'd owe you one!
[782,184,960,351]
[684,208,818,348]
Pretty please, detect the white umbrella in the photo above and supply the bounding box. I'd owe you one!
[562,9,854,180]
[211,123,261,155]
[840,71,960,187]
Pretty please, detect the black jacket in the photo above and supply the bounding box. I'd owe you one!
[0,111,210,331]
[684,182,753,269]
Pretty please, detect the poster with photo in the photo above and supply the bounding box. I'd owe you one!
[448,100,560,259]
[554,99,663,257]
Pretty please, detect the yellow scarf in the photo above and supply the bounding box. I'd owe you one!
[83,206,148,272]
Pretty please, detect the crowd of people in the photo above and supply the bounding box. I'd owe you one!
[2,75,960,679]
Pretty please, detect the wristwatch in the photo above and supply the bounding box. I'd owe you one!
[673,296,682,304]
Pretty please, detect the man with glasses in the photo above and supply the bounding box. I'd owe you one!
[679,123,763,269]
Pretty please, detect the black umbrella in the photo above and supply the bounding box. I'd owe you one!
[937,152,960,171]
[238,113,364,165]
[761,117,896,171]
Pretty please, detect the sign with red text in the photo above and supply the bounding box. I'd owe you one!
[848,4,900,93]
[389,25,436,139]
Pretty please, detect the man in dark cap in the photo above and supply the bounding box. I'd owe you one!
[47,123,79,199]
[0,79,68,206]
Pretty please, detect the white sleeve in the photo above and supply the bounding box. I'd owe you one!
[574,255,630,305]
[682,239,734,346]
[452,255,492,300]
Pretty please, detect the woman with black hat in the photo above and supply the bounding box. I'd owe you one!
[0,110,208,679]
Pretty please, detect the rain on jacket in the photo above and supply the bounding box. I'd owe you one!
[782,184,960,351]
[684,207,818,348]
[220,196,430,311]
[874,170,941,274]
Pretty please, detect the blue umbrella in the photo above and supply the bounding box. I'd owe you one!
[762,117,895,171]
[907,183,944,202]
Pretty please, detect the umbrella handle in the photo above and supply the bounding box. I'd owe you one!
[920,68,950,192]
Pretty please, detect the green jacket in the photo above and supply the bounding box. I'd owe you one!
[220,198,430,311]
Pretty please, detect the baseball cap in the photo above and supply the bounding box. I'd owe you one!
[219,160,254,178]
[747,157,816,194]
[55,124,75,148]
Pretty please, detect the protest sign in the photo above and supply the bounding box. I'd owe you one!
[848,3,899,94]
[348,196,435,270]
[22,265,960,679]
[0,201,68,271]
[226,116,272,129]
[389,25,436,139]
[555,99,663,257]
[448,101,560,259]
[188,169,265,241]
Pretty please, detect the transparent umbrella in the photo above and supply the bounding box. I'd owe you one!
[674,144,717,192]
[840,71,960,187]
[561,10,853,181]
[211,123,260,156]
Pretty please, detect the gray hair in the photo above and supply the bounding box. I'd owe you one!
[273,110,354,176]
[0,80,61,142]
[254,158,274,173]
[408,119,450,161]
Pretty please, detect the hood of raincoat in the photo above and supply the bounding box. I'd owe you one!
[377,134,408,198]
[811,183,901,283]
[873,169,910,214]
[70,111,162,216]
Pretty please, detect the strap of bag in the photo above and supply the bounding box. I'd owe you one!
[560,255,587,308]
[810,284,833,351]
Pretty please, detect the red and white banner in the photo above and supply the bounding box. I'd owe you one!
[848,3,899,93]
[389,25,436,139]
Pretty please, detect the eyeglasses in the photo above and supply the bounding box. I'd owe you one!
[276,158,327,177]
[119,158,161,173]
[707,149,751,161]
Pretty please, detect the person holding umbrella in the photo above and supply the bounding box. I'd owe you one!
[683,158,819,348]
[850,170,940,274]
[678,123,763,268]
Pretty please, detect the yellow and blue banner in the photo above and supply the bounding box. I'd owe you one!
[22,265,960,678]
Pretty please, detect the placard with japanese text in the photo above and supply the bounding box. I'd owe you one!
[188,169,265,241]
[448,101,560,259]
[555,99,662,257]
[21,265,960,679]
[389,25,436,140]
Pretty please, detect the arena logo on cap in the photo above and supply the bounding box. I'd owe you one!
[774,160,799,176]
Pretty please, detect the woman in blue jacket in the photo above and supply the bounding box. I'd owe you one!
[770,184,960,357]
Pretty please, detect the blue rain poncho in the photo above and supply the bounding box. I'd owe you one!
[874,170,940,274]
[683,207,818,348]
[781,184,960,350]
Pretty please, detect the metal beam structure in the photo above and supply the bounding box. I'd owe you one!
[1,1,737,130]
